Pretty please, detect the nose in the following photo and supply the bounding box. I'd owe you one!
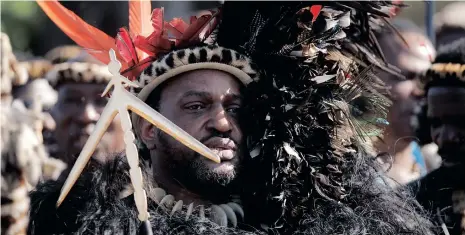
[206,106,233,134]
[437,125,460,146]
[77,103,100,123]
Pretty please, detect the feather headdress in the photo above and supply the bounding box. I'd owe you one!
[37,0,220,80]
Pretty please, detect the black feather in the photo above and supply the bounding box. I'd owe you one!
[216,1,434,234]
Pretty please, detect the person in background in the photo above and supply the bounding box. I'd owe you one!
[434,1,465,48]
[12,58,57,131]
[375,19,437,185]
[44,46,125,167]
[410,38,465,235]
[1,32,65,235]
[13,59,56,108]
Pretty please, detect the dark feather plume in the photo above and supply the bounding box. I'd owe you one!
[216,2,434,234]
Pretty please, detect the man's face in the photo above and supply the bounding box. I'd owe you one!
[141,70,244,188]
[378,32,435,139]
[386,80,423,138]
[428,87,465,164]
[51,83,125,164]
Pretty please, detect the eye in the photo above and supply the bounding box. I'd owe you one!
[226,105,241,114]
[184,102,206,111]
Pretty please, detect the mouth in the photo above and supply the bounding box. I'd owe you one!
[209,148,236,161]
[203,138,237,161]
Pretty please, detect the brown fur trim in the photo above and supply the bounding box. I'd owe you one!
[45,62,112,87]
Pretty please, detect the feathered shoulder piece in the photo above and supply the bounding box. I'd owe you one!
[214,2,431,234]
[36,0,220,80]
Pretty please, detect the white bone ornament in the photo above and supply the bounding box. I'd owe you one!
[56,49,220,222]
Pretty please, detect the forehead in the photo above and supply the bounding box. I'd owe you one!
[161,69,242,96]
[427,87,465,117]
[57,83,105,95]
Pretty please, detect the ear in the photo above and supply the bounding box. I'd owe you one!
[139,118,157,150]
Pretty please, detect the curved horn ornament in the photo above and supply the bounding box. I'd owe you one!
[57,50,220,223]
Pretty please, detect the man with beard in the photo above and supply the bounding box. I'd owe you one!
[375,19,437,185]
[29,1,434,234]
[135,69,247,208]
[44,48,125,166]
[410,38,465,235]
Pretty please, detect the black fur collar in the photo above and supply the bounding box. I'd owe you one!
[28,156,260,235]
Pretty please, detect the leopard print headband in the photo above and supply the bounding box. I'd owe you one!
[45,62,112,88]
[132,45,260,102]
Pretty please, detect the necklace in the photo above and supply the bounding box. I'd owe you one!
[120,185,244,228]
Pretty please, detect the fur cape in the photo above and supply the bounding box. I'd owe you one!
[28,154,433,235]
[28,156,262,235]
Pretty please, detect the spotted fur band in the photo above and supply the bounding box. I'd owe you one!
[45,62,112,88]
[424,63,465,82]
[134,45,260,101]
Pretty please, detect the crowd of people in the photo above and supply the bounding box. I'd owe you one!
[1,1,464,235]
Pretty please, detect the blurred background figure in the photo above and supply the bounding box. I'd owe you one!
[1,32,66,235]
[410,38,465,235]
[1,33,28,107]
[374,19,436,185]
[12,59,57,134]
[13,59,56,109]
[44,46,125,169]
[434,1,465,48]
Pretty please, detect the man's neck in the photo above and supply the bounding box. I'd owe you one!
[150,159,208,206]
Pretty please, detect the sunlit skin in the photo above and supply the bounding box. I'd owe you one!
[51,83,125,165]
[428,87,465,165]
[375,31,436,184]
[378,32,435,149]
[139,69,244,205]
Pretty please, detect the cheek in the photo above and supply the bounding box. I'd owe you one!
[162,109,205,139]
[232,122,243,142]
[109,116,124,133]
[52,108,72,126]
[177,119,203,140]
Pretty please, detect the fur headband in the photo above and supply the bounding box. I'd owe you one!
[45,62,112,88]
[44,45,83,64]
[134,45,259,101]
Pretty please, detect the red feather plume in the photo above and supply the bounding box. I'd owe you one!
[116,28,139,67]
[310,5,322,22]
[38,1,222,81]
[165,18,189,38]
[151,8,164,37]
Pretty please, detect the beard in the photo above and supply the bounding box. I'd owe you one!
[155,129,243,195]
